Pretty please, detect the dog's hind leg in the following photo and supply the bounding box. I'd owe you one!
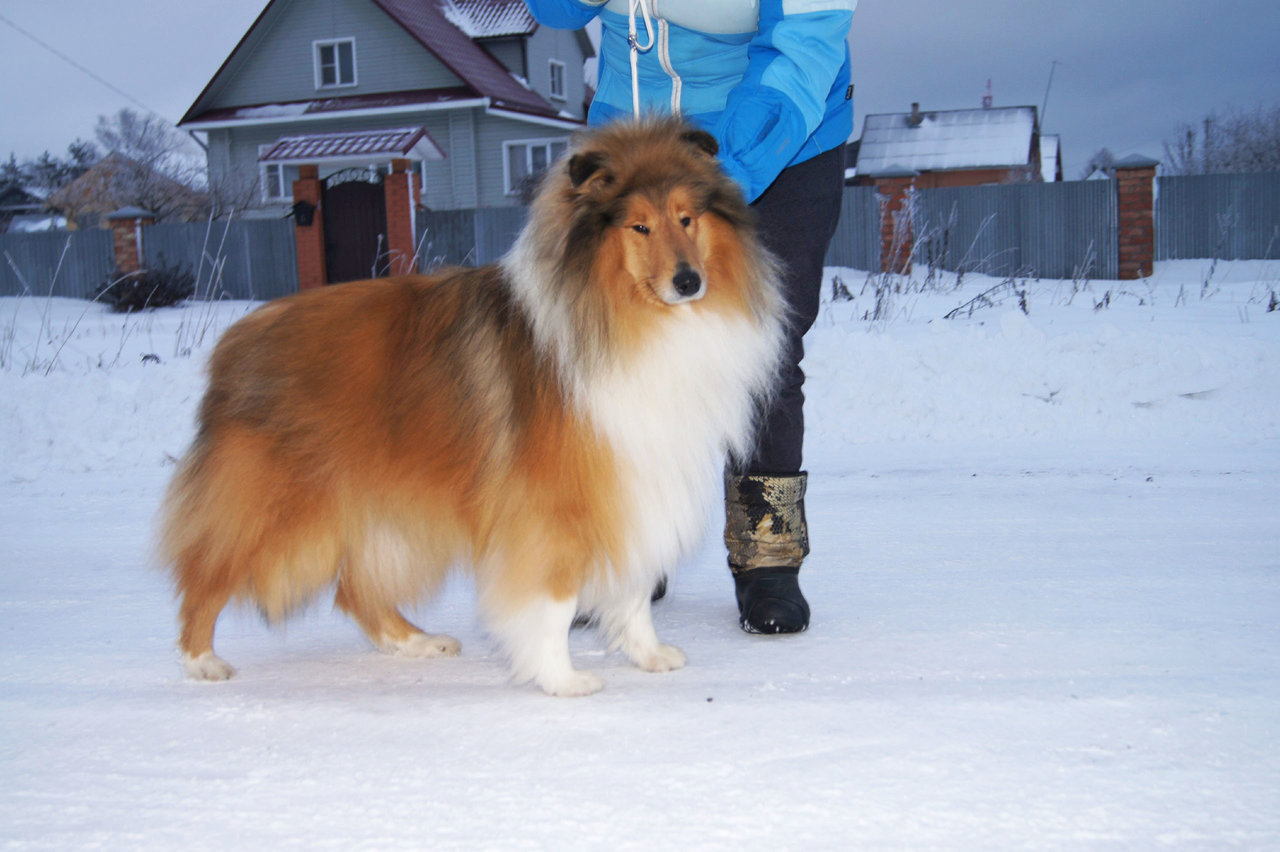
[178,579,236,681]
[333,577,460,659]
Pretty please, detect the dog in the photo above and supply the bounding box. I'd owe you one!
[159,118,784,696]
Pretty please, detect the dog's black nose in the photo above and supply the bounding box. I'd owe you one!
[672,265,702,299]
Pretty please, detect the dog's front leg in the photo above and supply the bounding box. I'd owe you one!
[607,592,687,674]
[495,595,604,697]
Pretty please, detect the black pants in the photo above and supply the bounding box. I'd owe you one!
[745,145,845,475]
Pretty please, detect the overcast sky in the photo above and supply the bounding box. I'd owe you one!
[1,0,1276,180]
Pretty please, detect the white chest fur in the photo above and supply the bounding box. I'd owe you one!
[579,307,782,580]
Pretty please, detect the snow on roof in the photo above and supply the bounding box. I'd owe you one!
[5,214,66,233]
[259,127,446,164]
[187,89,482,127]
[857,106,1037,175]
[228,103,312,121]
[440,0,535,38]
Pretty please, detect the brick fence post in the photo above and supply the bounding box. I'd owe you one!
[292,165,327,290]
[871,169,917,274]
[1113,155,1159,280]
[384,158,416,276]
[107,206,156,274]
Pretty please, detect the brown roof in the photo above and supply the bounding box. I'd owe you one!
[259,127,446,163]
[186,87,480,126]
[371,0,554,116]
[181,0,561,126]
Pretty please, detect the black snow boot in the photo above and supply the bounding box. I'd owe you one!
[724,472,811,634]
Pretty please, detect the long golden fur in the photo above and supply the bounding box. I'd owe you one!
[160,118,784,696]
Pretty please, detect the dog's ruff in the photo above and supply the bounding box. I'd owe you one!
[159,118,784,696]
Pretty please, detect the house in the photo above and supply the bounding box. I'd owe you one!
[45,153,210,229]
[0,183,47,233]
[179,0,594,215]
[853,103,1045,188]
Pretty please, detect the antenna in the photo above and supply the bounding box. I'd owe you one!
[982,79,993,109]
[1040,60,1060,127]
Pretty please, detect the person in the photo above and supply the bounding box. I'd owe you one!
[523,0,857,634]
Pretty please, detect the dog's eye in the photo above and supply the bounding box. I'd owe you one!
[680,216,692,227]
[632,224,650,235]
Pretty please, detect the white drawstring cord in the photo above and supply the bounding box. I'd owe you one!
[627,0,655,118]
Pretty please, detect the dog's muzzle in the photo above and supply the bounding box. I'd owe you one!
[667,264,705,304]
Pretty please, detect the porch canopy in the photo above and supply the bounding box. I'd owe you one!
[258,127,445,166]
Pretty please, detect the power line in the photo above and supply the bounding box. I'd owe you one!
[1040,60,1061,128]
[0,9,164,119]
[0,11,207,153]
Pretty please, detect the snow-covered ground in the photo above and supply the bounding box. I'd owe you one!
[2,260,1278,848]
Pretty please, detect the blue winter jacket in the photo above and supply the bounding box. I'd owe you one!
[523,0,856,201]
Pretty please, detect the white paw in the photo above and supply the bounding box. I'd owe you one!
[385,632,461,658]
[537,669,605,697]
[183,651,235,681]
[635,643,687,673]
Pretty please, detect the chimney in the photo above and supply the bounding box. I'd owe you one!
[906,102,923,128]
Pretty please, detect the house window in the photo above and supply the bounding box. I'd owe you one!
[259,148,299,202]
[314,38,356,89]
[261,163,299,202]
[548,60,566,100]
[504,138,568,196]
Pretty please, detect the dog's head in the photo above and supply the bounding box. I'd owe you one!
[543,118,755,310]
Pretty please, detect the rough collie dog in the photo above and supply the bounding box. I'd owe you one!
[160,118,784,696]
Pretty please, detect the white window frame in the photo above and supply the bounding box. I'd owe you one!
[548,59,566,100]
[503,137,568,196]
[313,38,357,90]
[262,163,286,202]
[258,145,292,202]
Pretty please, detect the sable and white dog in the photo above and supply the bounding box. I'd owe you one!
[160,118,784,695]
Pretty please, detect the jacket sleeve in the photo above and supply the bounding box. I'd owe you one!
[521,0,606,30]
[714,0,855,201]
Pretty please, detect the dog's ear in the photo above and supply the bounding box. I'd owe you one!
[568,150,613,195]
[681,128,719,158]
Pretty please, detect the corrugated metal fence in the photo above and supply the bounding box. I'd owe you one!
[823,186,879,271]
[415,190,883,273]
[0,219,297,300]
[1156,172,1280,260]
[0,229,114,298]
[144,219,298,300]
[416,206,528,270]
[912,181,1118,279]
[6,175,1279,300]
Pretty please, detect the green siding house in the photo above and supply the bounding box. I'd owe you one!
[180,0,592,215]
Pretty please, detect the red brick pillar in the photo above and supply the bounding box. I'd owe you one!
[384,158,416,276]
[292,165,327,290]
[873,170,917,274]
[107,207,156,274]
[1114,155,1158,280]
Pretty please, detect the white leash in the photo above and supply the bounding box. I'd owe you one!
[627,0,655,118]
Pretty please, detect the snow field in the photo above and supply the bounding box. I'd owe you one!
[1,260,1277,847]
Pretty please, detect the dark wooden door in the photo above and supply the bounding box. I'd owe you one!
[322,169,388,284]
